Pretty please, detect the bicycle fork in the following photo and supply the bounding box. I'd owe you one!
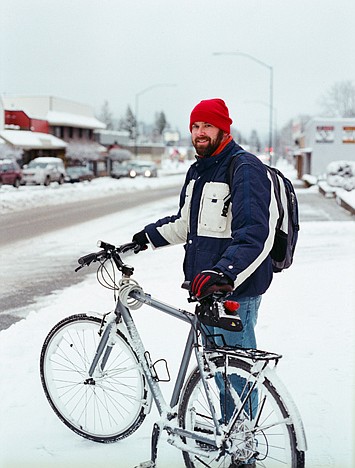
[87,313,117,378]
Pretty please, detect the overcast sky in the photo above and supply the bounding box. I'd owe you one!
[1,0,355,141]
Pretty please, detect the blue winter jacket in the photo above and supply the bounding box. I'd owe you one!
[144,140,279,298]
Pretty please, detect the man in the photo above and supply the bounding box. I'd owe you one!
[133,98,277,467]
[133,98,278,352]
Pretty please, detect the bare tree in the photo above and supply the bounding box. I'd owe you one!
[0,143,23,161]
[318,80,355,117]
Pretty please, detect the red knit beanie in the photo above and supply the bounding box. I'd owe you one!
[189,98,233,133]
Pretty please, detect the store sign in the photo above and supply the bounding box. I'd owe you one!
[315,126,334,143]
[342,126,355,143]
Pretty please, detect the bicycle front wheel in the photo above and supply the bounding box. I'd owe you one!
[178,354,304,468]
[40,314,149,443]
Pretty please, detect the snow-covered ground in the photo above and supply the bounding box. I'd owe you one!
[0,162,190,215]
[0,162,354,467]
[1,159,354,216]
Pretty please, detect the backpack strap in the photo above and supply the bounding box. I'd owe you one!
[227,149,247,188]
[221,150,246,217]
[265,166,284,232]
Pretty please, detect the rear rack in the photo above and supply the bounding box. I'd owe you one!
[204,345,282,362]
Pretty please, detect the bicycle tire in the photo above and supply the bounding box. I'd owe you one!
[178,354,305,467]
[40,314,149,443]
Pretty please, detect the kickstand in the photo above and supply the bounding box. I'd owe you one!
[135,423,160,468]
[151,422,160,465]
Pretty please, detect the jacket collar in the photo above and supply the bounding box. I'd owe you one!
[194,139,238,174]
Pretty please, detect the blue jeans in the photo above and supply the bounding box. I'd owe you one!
[213,295,261,349]
[208,296,262,423]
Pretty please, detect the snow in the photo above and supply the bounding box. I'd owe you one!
[0,129,67,150]
[47,110,106,129]
[0,162,354,467]
[0,162,191,215]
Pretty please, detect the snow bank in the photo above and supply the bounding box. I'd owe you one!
[0,162,191,215]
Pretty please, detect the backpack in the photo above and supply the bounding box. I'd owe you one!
[227,151,300,273]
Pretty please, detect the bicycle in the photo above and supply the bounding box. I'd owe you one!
[40,240,307,467]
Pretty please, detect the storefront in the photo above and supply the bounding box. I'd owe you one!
[297,118,355,177]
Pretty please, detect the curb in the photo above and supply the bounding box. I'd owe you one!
[335,195,355,215]
[317,182,354,216]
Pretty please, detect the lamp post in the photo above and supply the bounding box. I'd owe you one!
[134,83,176,156]
[213,51,274,163]
[244,100,278,158]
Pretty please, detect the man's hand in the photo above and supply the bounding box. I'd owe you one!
[190,270,233,298]
[132,230,149,254]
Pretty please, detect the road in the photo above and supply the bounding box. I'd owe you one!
[0,186,180,246]
[0,184,352,331]
[0,185,180,330]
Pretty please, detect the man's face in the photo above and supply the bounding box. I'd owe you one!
[191,122,225,157]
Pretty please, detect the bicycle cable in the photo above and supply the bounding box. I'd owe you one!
[118,278,144,310]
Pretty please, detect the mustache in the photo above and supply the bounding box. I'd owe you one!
[194,136,211,143]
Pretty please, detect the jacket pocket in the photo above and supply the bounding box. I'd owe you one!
[198,182,232,238]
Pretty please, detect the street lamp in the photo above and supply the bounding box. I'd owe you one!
[134,83,176,156]
[244,100,278,157]
[213,51,274,162]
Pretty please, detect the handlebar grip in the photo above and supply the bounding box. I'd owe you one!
[78,251,101,266]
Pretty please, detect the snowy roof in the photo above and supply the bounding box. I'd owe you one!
[47,111,106,129]
[2,95,106,130]
[0,130,67,150]
[310,117,355,123]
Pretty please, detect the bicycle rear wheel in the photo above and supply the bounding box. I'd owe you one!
[40,314,149,443]
[178,354,305,467]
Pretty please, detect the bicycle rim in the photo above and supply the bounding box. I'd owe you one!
[40,314,149,442]
[179,354,304,467]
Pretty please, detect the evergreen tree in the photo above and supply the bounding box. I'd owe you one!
[154,111,168,135]
[119,106,137,139]
[249,129,261,152]
[98,100,114,130]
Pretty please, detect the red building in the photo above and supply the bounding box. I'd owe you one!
[1,95,106,167]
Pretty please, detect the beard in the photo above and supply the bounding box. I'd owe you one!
[192,129,225,158]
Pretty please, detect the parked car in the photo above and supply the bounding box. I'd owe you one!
[22,157,66,186]
[65,166,95,183]
[0,159,23,188]
[111,160,158,179]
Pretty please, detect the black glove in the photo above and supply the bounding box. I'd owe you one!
[132,230,149,253]
[190,270,234,299]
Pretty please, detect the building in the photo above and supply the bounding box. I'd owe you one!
[295,117,355,178]
[0,95,106,168]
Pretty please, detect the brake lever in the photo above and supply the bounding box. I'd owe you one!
[118,242,137,254]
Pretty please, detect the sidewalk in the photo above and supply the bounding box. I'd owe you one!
[277,159,355,216]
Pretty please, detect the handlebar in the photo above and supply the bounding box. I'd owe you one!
[76,240,242,331]
[75,240,138,273]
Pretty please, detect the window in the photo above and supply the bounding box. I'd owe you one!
[342,126,355,143]
[315,126,334,143]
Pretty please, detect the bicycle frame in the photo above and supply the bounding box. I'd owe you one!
[72,243,307,465]
[87,286,226,456]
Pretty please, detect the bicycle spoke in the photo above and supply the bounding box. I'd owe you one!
[179,353,302,467]
[40,315,149,442]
